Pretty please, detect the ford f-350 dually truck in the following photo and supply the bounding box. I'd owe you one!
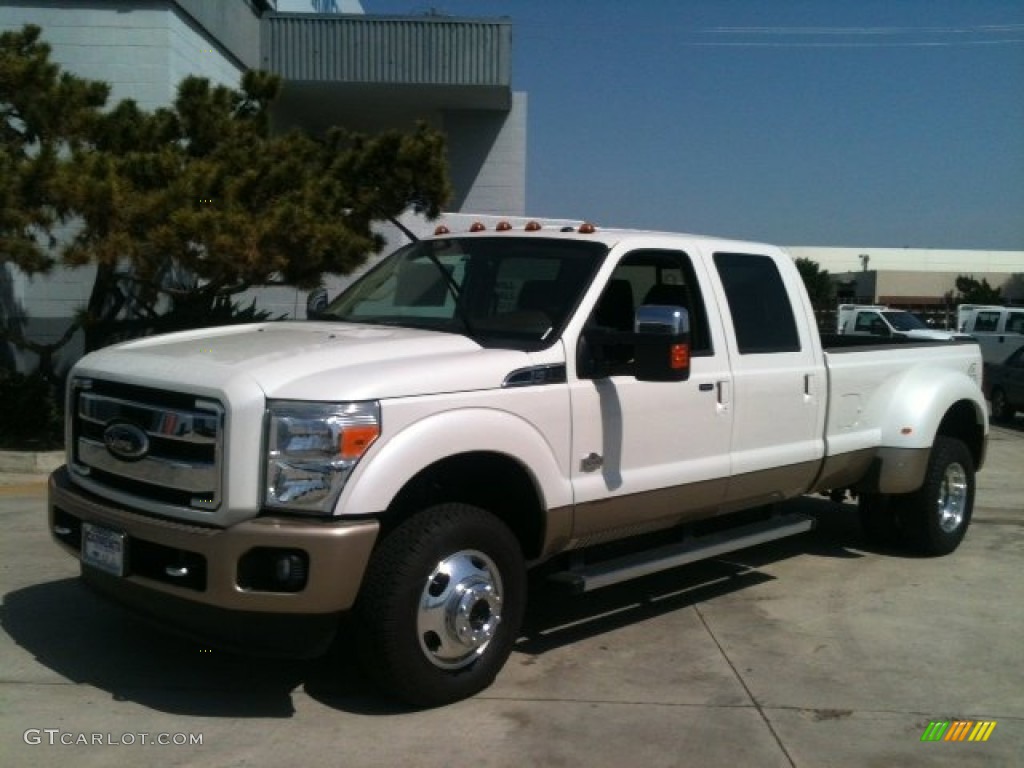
[49,221,988,706]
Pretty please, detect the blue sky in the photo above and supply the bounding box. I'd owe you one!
[363,1,1024,250]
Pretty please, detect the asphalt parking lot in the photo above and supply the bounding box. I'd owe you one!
[1,425,1022,767]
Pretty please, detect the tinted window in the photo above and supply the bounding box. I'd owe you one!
[590,249,712,354]
[974,312,1000,332]
[713,252,801,354]
[854,312,882,334]
[1005,312,1024,334]
[580,250,712,379]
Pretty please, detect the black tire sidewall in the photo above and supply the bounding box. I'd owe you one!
[354,503,526,707]
[905,436,975,556]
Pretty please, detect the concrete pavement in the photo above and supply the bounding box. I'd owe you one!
[1,425,1021,766]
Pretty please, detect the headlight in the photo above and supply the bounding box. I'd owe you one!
[264,400,380,514]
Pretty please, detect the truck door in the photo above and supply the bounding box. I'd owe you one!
[568,249,734,541]
[709,251,827,509]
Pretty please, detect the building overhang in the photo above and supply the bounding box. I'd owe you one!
[262,12,512,129]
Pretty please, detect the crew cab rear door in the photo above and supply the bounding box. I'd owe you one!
[706,249,827,509]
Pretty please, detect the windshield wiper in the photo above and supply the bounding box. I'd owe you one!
[392,215,476,338]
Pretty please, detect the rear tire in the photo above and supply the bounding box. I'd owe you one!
[902,436,974,556]
[353,503,526,707]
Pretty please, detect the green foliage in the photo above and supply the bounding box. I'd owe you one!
[794,256,836,309]
[1002,273,1024,304]
[0,368,63,449]
[955,275,1002,305]
[2,24,453,363]
[0,24,108,273]
[63,68,452,317]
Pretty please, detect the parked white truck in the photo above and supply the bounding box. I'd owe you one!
[836,304,965,341]
[49,221,988,706]
[957,304,1024,365]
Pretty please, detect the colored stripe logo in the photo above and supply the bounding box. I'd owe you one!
[921,720,996,742]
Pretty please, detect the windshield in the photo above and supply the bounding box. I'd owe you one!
[321,236,607,346]
[883,311,929,331]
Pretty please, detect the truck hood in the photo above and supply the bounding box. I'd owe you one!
[902,329,972,341]
[75,322,539,400]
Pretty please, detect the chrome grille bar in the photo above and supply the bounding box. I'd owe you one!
[77,439,217,493]
[79,392,218,446]
[70,381,224,514]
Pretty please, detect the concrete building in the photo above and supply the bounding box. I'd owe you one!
[788,246,1024,326]
[1,0,525,372]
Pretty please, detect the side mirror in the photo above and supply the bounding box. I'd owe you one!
[306,287,329,320]
[633,305,691,382]
[635,305,689,335]
[577,305,692,382]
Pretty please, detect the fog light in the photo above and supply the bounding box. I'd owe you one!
[275,553,307,588]
[238,548,309,592]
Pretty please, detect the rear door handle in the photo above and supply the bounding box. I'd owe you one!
[717,380,731,407]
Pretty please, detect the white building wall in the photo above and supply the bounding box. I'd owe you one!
[788,246,1024,276]
[444,92,527,216]
[0,1,242,109]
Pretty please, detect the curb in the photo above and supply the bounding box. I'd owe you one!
[0,451,65,475]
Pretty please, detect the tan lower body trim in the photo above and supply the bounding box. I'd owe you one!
[49,467,379,615]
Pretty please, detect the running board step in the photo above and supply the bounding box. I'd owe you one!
[548,513,816,593]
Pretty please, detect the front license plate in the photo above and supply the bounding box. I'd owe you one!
[82,523,126,577]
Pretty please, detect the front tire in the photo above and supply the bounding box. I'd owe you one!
[353,503,526,707]
[902,436,975,556]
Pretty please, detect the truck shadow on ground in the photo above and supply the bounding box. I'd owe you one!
[2,497,880,718]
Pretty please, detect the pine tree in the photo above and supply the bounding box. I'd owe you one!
[2,24,452,359]
[1,24,109,381]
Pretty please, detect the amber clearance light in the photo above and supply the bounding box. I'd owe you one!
[670,343,690,370]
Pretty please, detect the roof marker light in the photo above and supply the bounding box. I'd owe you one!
[469,221,486,232]
[496,221,512,231]
[434,225,450,235]
[524,221,542,231]
[578,222,597,234]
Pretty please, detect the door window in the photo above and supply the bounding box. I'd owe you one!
[713,253,801,353]
[582,250,712,377]
[974,312,1000,332]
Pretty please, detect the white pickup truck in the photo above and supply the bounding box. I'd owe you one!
[49,221,988,706]
[837,304,966,341]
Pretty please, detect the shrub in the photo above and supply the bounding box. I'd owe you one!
[0,369,64,449]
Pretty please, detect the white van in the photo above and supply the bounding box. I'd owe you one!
[958,305,1024,364]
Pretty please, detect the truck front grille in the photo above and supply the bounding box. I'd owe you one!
[70,378,224,516]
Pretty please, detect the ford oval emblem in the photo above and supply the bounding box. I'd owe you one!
[103,422,150,462]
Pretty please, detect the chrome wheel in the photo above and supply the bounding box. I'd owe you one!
[417,549,504,670]
[936,461,968,533]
